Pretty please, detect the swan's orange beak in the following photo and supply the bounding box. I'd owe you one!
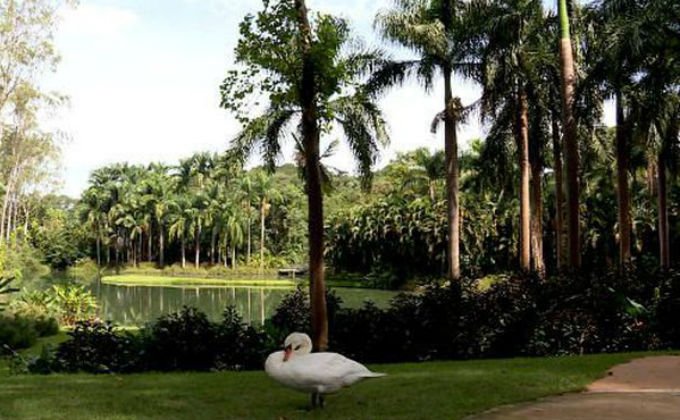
[283,345,293,362]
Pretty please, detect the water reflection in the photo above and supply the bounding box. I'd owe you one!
[97,284,397,326]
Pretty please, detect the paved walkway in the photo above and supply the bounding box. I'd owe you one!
[470,356,680,420]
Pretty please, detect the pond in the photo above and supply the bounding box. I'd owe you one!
[96,283,398,326]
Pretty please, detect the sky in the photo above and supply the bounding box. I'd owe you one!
[45,0,612,197]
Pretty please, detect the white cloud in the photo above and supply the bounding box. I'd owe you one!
[60,4,139,38]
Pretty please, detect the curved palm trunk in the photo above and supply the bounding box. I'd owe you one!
[658,151,669,269]
[552,116,566,270]
[517,88,531,272]
[443,65,461,281]
[296,0,328,352]
[615,91,632,268]
[558,0,581,269]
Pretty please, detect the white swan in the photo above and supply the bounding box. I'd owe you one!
[264,332,386,407]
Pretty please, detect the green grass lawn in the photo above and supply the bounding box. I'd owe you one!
[0,351,655,420]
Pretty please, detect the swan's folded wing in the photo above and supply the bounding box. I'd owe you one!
[289,353,377,390]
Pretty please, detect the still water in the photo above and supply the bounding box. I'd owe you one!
[96,283,397,326]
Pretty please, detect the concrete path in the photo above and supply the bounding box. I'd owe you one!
[469,356,680,420]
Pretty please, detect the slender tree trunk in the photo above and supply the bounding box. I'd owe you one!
[247,214,252,265]
[96,234,101,266]
[658,152,670,269]
[138,234,143,268]
[517,88,531,272]
[159,228,165,268]
[232,246,237,270]
[429,181,436,202]
[148,230,153,262]
[0,172,15,243]
[296,0,328,352]
[615,91,632,267]
[552,117,566,271]
[210,229,217,265]
[558,0,581,269]
[530,162,545,276]
[22,205,28,242]
[260,199,266,272]
[194,224,201,269]
[443,65,461,281]
[181,236,186,269]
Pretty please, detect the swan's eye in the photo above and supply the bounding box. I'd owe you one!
[294,345,301,350]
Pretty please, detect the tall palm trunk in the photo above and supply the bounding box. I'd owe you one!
[443,65,461,281]
[530,133,545,277]
[181,236,186,269]
[96,235,101,266]
[138,234,143,268]
[552,116,566,270]
[296,0,328,352]
[147,230,153,262]
[247,213,252,265]
[210,228,217,265]
[558,0,580,269]
[159,228,165,268]
[194,224,201,269]
[615,91,632,267]
[658,151,669,269]
[517,88,531,272]
[232,246,237,270]
[260,199,266,272]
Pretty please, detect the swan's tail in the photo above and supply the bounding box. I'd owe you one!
[362,371,387,378]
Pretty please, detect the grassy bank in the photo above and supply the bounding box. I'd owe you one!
[101,274,298,288]
[0,352,654,419]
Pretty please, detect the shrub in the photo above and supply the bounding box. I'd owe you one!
[54,319,142,373]
[33,316,59,337]
[143,306,219,371]
[215,307,269,370]
[653,269,680,348]
[51,285,98,326]
[0,315,38,353]
[9,290,58,319]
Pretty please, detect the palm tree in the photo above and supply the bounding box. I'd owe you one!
[252,170,282,272]
[221,0,388,350]
[142,163,175,267]
[475,0,547,273]
[558,0,581,269]
[169,196,191,269]
[239,174,256,265]
[373,0,477,281]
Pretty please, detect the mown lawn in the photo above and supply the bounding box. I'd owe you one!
[0,352,653,420]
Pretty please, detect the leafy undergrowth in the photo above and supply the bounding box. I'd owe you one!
[0,352,661,420]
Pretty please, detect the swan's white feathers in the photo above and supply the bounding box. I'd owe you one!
[264,333,386,395]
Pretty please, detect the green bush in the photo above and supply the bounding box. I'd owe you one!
[51,285,98,326]
[9,290,58,319]
[0,314,59,354]
[0,315,38,353]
